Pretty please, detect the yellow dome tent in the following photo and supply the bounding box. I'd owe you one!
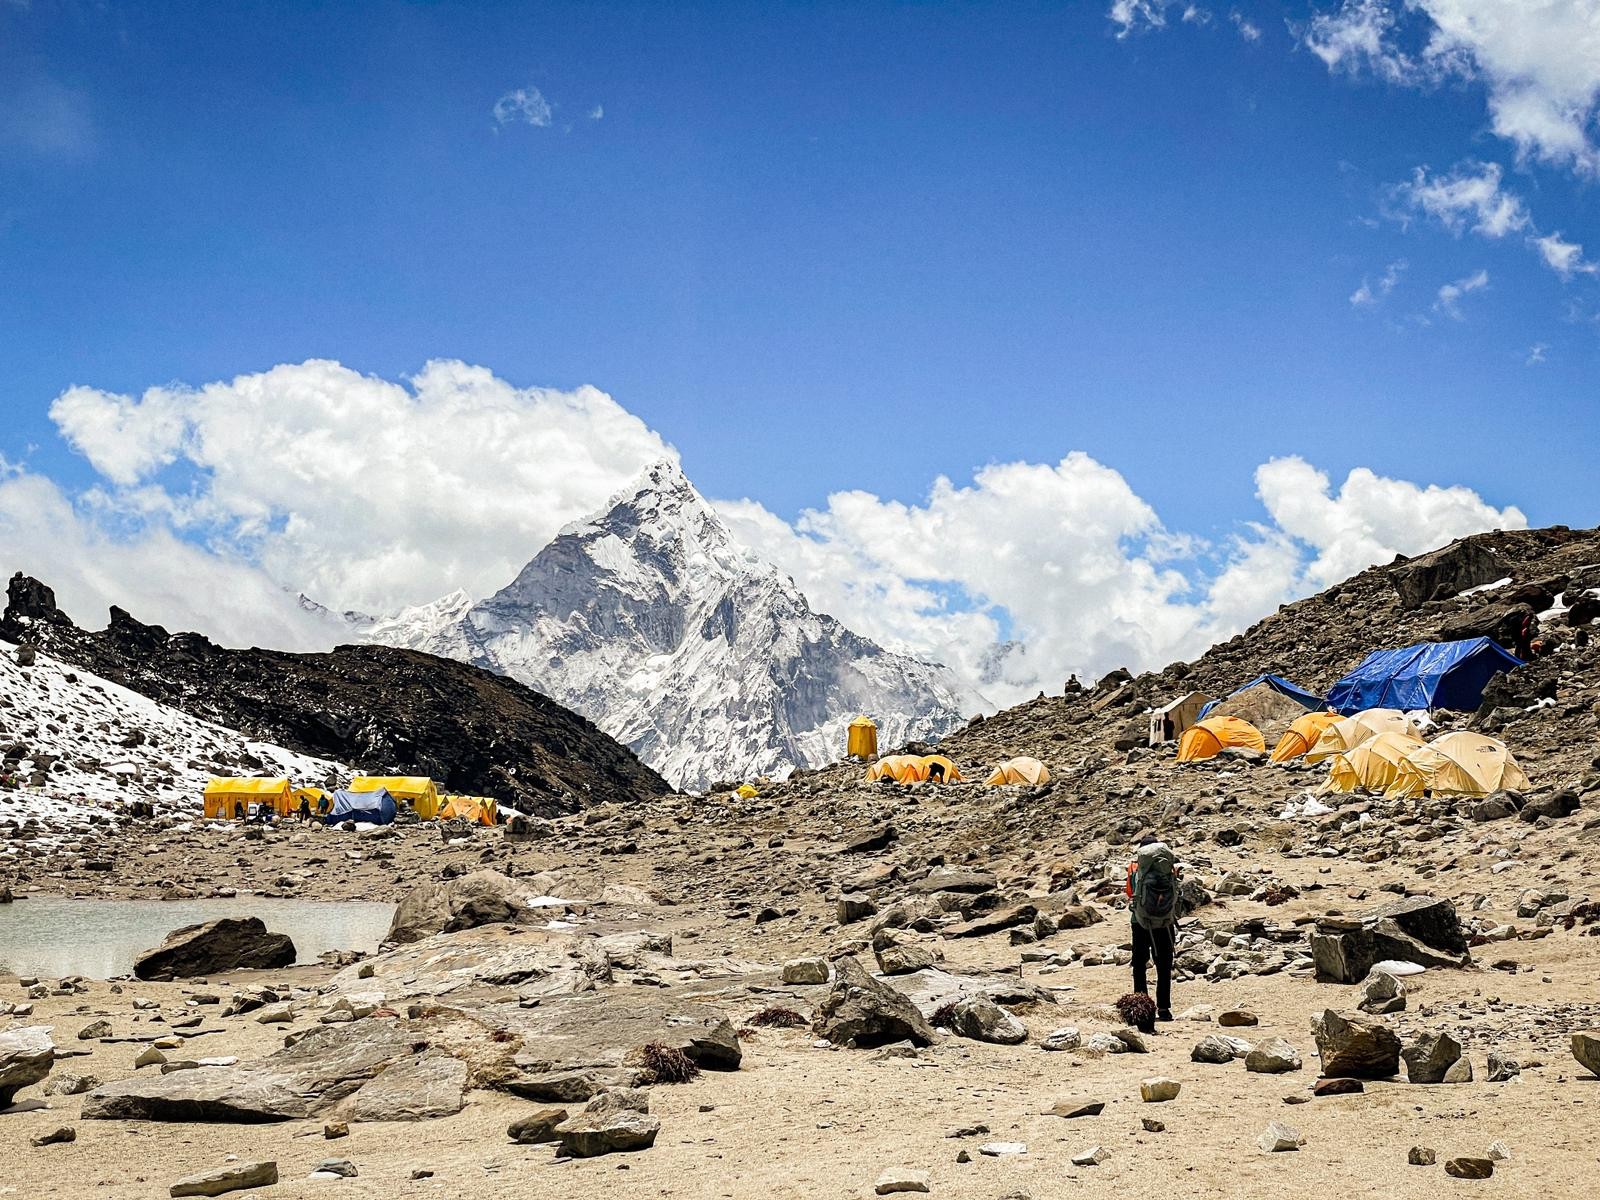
[846,716,878,760]
[735,783,760,799]
[203,777,294,819]
[1304,708,1419,765]
[1176,716,1266,763]
[1384,732,1531,800]
[351,776,440,820]
[438,795,498,825]
[1270,712,1342,763]
[1323,730,1427,795]
[917,755,963,783]
[866,754,927,784]
[984,756,1051,786]
[293,786,331,817]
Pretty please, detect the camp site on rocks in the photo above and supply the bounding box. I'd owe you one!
[1,523,1599,1199]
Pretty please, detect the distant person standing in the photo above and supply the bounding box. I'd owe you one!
[1125,834,1180,1021]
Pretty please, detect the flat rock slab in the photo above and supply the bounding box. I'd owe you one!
[85,1067,312,1123]
[169,1161,278,1197]
[0,1025,55,1107]
[1043,1098,1106,1118]
[135,918,294,982]
[875,1168,932,1194]
[344,1050,467,1122]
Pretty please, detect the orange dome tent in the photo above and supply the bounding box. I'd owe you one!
[1176,716,1266,763]
[866,754,926,784]
[983,756,1051,786]
[1270,712,1341,763]
[917,755,963,783]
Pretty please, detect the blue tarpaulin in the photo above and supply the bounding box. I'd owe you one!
[1325,637,1523,715]
[1200,673,1324,719]
[323,787,397,826]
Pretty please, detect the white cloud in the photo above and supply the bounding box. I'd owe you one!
[1109,0,1173,38]
[493,86,553,128]
[1434,266,1491,317]
[36,361,1527,708]
[1305,1,1600,176]
[1231,10,1263,41]
[588,105,604,121]
[1397,161,1529,237]
[722,453,1524,707]
[48,360,674,617]
[1530,230,1599,277]
[1350,257,1408,305]
[1526,340,1550,363]
[1184,5,1214,25]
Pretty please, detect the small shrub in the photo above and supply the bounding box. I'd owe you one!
[748,1005,807,1029]
[639,1041,700,1084]
[930,1001,960,1029]
[1115,992,1156,1029]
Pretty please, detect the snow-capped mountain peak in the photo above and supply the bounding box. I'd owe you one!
[364,460,981,790]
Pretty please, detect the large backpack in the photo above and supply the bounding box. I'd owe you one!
[1132,842,1179,929]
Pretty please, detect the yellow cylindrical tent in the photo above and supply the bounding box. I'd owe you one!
[984,756,1050,786]
[1176,717,1266,763]
[203,777,294,819]
[1323,731,1426,795]
[1305,708,1418,765]
[847,716,878,760]
[916,755,963,783]
[866,754,926,784]
[1270,712,1341,763]
[351,776,440,820]
[1384,732,1531,800]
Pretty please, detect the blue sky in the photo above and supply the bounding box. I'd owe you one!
[0,1,1595,691]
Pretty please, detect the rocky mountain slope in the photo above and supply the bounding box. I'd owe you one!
[0,574,672,816]
[364,460,981,791]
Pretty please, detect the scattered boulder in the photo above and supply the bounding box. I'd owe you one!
[1571,1030,1600,1077]
[1358,970,1406,1015]
[1139,1077,1181,1102]
[875,942,937,976]
[556,1108,661,1157]
[1043,1097,1105,1118]
[813,956,935,1048]
[0,1026,55,1107]
[1402,1031,1464,1084]
[1258,1121,1305,1153]
[30,1125,75,1147]
[946,997,1027,1045]
[1312,1010,1400,1079]
[874,1168,931,1194]
[837,893,877,924]
[384,870,537,945]
[133,918,295,981]
[509,1106,569,1143]
[169,1161,278,1197]
[1444,1157,1494,1180]
[1408,1147,1437,1166]
[1245,1038,1302,1074]
[1191,1036,1241,1064]
[781,957,830,985]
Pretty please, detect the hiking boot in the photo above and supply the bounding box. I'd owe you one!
[1157,1008,1174,1022]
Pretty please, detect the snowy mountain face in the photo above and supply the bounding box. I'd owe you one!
[0,642,342,846]
[364,461,980,791]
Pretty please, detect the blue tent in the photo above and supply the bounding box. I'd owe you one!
[1326,638,1523,715]
[1199,673,1323,719]
[323,787,397,826]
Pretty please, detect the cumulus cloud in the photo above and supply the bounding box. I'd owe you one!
[1435,267,1491,317]
[493,86,553,128]
[1396,161,1529,237]
[48,360,675,617]
[721,453,1525,707]
[1530,230,1599,278]
[1304,1,1600,175]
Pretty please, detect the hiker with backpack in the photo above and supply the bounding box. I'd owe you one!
[1126,834,1180,1021]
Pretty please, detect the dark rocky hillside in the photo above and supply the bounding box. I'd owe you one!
[0,574,673,815]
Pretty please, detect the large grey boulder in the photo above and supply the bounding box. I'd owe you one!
[133,918,295,981]
[946,997,1027,1045]
[1312,1010,1400,1079]
[813,956,935,1048]
[1402,1031,1464,1084]
[385,870,539,945]
[0,1026,55,1107]
[1571,1031,1600,1077]
[85,1068,311,1122]
[1392,538,1505,609]
[169,1160,278,1197]
[556,1108,661,1157]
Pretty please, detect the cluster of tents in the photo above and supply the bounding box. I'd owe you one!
[1164,636,1531,800]
[201,775,500,827]
[860,751,1052,788]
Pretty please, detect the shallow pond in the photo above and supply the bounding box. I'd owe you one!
[0,897,395,980]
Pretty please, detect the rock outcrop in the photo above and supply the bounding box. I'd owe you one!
[133,918,296,981]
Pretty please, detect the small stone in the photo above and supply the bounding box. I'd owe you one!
[1040,1027,1081,1052]
[1042,1098,1104,1119]
[410,1170,433,1180]
[77,1020,112,1041]
[1219,1010,1259,1027]
[1258,1121,1305,1153]
[1402,1031,1464,1084]
[1443,1056,1474,1084]
[782,957,830,985]
[978,1142,1027,1156]
[507,1106,569,1144]
[1191,1035,1238,1064]
[31,1126,75,1146]
[1486,1052,1520,1082]
[1141,1117,1165,1133]
[874,1168,931,1194]
[323,1121,348,1139]
[134,1046,167,1068]
[955,1150,971,1164]
[1486,1141,1511,1162]
[1408,1146,1436,1166]
[1071,1145,1111,1166]
[1140,1077,1181,1103]
[169,1161,278,1197]
[1444,1157,1494,1180]
[309,1159,357,1179]
[1245,1038,1302,1074]
[1313,1077,1364,1096]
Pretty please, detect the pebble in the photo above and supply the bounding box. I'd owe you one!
[1258,1121,1305,1153]
[1408,1146,1436,1166]
[1071,1145,1111,1166]
[1141,1117,1165,1133]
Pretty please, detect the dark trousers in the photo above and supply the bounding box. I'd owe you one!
[1131,918,1174,1011]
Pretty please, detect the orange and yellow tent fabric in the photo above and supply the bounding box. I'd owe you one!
[203,777,294,819]
[984,756,1051,786]
[438,794,497,825]
[351,775,440,820]
[1323,730,1427,795]
[1304,708,1419,765]
[1384,732,1530,800]
[1270,712,1342,763]
[1176,716,1266,763]
[865,754,925,784]
[846,717,878,760]
[917,755,963,783]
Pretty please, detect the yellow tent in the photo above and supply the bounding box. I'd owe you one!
[866,754,928,784]
[1176,716,1266,763]
[293,786,331,817]
[1384,732,1531,800]
[203,777,293,819]
[917,755,963,783]
[1270,712,1342,763]
[351,776,440,820]
[1323,730,1427,795]
[438,794,497,826]
[984,756,1051,786]
[1304,708,1419,765]
[846,716,878,760]
[735,783,760,799]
